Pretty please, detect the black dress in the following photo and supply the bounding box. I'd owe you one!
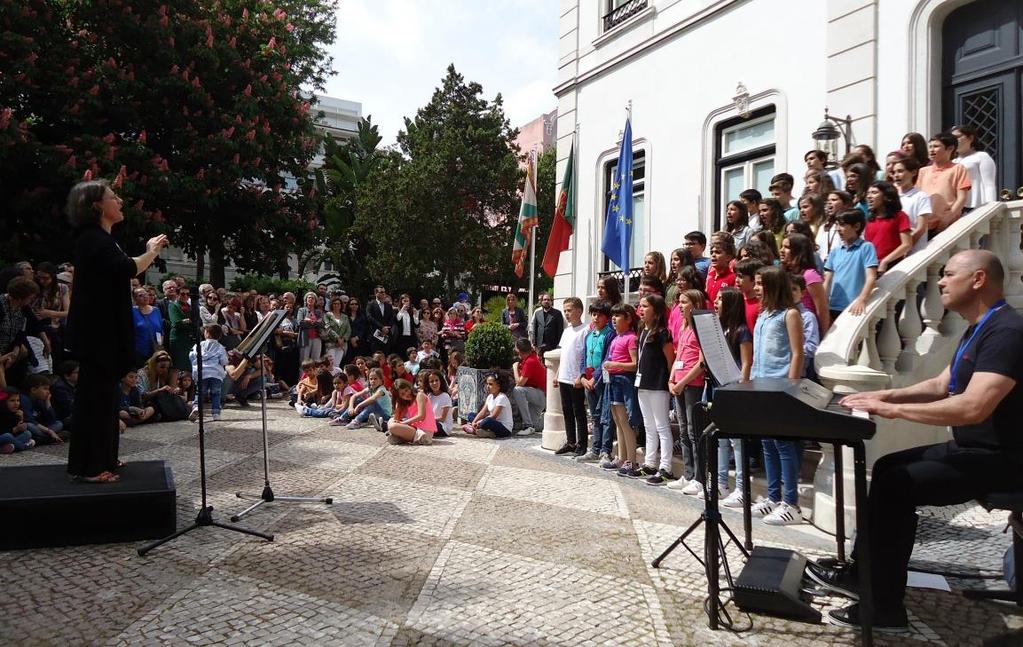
[65,226,137,477]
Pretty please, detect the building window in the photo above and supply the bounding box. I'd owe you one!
[603,0,649,33]
[714,107,776,230]
[600,150,646,279]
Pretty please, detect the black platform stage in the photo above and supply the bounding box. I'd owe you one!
[0,460,177,550]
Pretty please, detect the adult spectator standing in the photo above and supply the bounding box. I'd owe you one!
[297,292,324,362]
[818,250,1023,632]
[367,285,394,355]
[156,279,178,337]
[917,132,971,231]
[510,338,546,435]
[530,293,564,359]
[393,293,418,356]
[168,285,193,372]
[0,276,48,389]
[131,287,164,367]
[64,179,168,483]
[501,293,528,342]
[33,262,70,364]
[323,296,351,368]
[345,297,369,362]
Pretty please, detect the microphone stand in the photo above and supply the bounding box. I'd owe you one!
[138,296,274,556]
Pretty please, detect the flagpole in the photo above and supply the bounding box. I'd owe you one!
[528,147,536,320]
[622,100,633,304]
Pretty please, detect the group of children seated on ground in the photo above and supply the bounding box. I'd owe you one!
[288,340,457,446]
[0,369,74,454]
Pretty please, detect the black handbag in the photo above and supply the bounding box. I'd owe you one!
[153,390,191,422]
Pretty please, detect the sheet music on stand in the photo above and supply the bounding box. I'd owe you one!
[236,309,286,360]
[691,310,742,387]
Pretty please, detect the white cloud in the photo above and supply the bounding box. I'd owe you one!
[323,0,558,145]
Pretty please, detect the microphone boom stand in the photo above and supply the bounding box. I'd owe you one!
[138,296,274,556]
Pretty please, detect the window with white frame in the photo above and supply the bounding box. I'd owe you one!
[714,107,776,230]
[601,149,646,273]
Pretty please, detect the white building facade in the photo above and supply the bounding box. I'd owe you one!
[550,0,1022,300]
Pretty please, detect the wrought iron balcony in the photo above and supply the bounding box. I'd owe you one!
[597,268,644,294]
[602,0,648,32]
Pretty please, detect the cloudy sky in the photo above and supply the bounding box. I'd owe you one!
[321,0,560,145]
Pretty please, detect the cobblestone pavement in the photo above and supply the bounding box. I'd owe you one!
[2,401,1022,646]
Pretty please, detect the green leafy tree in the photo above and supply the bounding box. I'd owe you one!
[354,64,522,299]
[0,0,336,285]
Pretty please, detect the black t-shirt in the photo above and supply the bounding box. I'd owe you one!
[951,306,1023,452]
[637,328,672,390]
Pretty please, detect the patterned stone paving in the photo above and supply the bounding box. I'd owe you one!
[2,399,1023,646]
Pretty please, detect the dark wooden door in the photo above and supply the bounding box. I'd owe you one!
[942,0,1023,193]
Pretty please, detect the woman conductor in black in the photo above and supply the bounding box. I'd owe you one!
[65,180,168,483]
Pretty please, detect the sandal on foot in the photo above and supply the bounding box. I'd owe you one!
[74,471,121,484]
[115,460,126,468]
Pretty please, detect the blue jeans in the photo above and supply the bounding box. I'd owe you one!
[352,400,389,424]
[718,438,744,490]
[0,430,33,450]
[673,386,703,481]
[467,411,511,438]
[194,377,224,416]
[26,421,62,443]
[586,386,612,455]
[762,439,800,505]
[301,404,339,418]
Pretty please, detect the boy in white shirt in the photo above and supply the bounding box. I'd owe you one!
[553,297,589,457]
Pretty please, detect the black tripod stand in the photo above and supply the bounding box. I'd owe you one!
[230,348,333,522]
[650,407,750,629]
[138,298,274,556]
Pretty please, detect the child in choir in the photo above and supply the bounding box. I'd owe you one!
[601,303,640,473]
[750,267,806,525]
[791,275,821,379]
[630,294,676,485]
[665,290,707,493]
[823,209,879,321]
[734,258,764,335]
[706,235,737,306]
[577,301,615,464]
[715,288,753,508]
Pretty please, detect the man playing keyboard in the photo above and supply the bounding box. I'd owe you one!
[810,249,1023,632]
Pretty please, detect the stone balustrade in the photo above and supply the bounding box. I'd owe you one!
[541,349,567,450]
[812,199,1023,536]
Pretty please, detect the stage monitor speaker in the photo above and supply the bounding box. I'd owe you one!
[0,460,177,550]
[734,546,821,623]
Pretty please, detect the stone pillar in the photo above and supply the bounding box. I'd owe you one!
[541,349,567,451]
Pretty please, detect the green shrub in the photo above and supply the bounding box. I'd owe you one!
[464,321,515,369]
[229,274,316,296]
[483,296,506,325]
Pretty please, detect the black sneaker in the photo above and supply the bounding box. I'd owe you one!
[554,442,576,456]
[636,464,658,478]
[573,446,589,457]
[806,561,859,600]
[645,468,676,487]
[617,463,642,478]
[237,396,250,407]
[827,603,908,633]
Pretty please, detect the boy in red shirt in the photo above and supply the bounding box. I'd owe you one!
[511,338,546,435]
[706,235,738,306]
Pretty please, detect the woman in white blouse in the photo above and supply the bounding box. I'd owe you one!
[952,124,997,209]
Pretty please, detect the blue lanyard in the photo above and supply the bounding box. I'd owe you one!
[948,300,1006,393]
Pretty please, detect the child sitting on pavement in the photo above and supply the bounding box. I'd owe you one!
[331,368,392,429]
[22,373,65,443]
[298,373,349,418]
[376,378,436,445]
[0,387,34,453]
[119,369,157,428]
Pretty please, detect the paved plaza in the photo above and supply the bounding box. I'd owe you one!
[2,401,1022,646]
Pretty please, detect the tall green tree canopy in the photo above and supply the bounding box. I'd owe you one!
[353,64,522,298]
[0,0,336,284]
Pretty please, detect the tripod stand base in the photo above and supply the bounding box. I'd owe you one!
[230,484,333,522]
[137,506,274,556]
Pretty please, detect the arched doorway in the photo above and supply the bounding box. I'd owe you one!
[942,0,1022,194]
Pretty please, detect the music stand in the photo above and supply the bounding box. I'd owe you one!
[229,310,333,522]
[650,310,751,630]
[139,297,274,556]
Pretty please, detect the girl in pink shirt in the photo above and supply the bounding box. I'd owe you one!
[600,303,640,472]
[667,290,706,494]
[383,378,436,445]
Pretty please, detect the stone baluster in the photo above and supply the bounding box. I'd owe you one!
[877,299,900,374]
[855,316,881,370]
[920,260,944,333]
[1006,206,1023,308]
[541,349,566,451]
[895,278,922,373]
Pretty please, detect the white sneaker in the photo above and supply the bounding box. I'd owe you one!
[751,498,779,517]
[681,480,702,496]
[763,502,804,526]
[517,426,536,436]
[188,407,199,422]
[666,477,690,491]
[212,414,221,421]
[721,489,745,508]
[696,485,728,500]
[294,402,305,415]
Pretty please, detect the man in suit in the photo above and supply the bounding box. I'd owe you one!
[530,293,564,359]
[366,285,394,355]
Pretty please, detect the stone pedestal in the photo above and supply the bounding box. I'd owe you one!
[540,349,566,451]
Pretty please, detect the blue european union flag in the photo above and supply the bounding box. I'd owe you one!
[601,118,633,270]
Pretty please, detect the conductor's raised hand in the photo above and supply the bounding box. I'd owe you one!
[147,234,170,254]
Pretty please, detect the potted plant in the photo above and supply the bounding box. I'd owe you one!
[457,321,515,421]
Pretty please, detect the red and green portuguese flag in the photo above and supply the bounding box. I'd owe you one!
[541,141,575,278]
[512,153,539,278]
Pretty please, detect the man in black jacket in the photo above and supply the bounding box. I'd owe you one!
[530,293,564,359]
[366,285,394,355]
